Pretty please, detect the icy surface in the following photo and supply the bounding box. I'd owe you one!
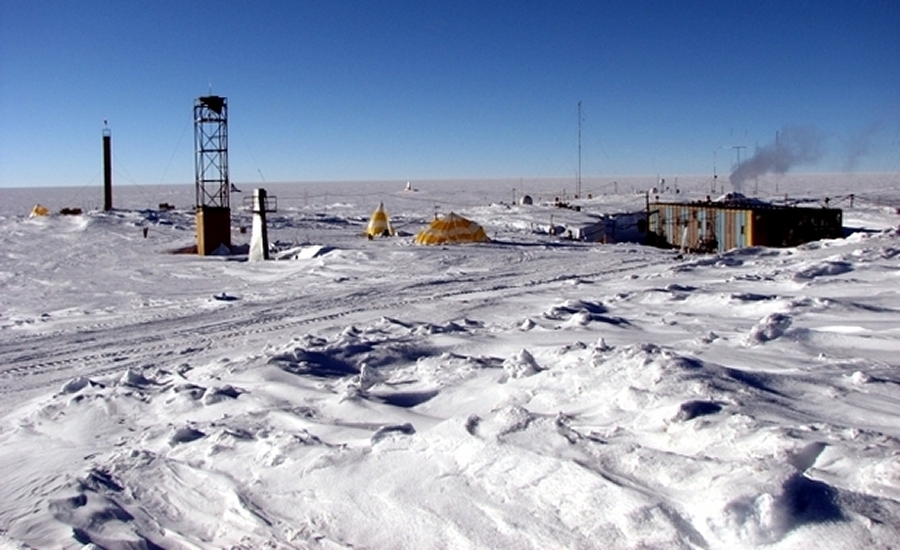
[0,174,899,549]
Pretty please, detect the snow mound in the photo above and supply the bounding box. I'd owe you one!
[201,385,242,405]
[746,313,793,344]
[119,368,155,388]
[60,376,103,394]
[793,260,854,281]
[502,348,542,379]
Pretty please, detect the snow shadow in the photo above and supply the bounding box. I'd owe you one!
[271,348,361,378]
[370,389,440,408]
[544,298,632,327]
[842,226,881,238]
[782,474,844,525]
[269,324,441,379]
[50,467,167,550]
[674,400,722,421]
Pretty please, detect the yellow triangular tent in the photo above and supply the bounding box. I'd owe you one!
[414,212,489,245]
[366,202,395,237]
[29,204,50,217]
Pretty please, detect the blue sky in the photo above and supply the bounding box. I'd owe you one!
[1,1,898,188]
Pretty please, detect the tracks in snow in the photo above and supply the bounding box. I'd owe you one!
[0,251,659,410]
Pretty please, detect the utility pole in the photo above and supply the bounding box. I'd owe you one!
[713,149,718,193]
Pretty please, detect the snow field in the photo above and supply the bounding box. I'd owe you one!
[0,174,898,548]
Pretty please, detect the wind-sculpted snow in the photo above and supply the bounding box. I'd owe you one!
[501,348,543,380]
[0,175,899,548]
[746,313,794,344]
[792,259,855,281]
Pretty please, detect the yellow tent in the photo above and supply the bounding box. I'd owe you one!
[29,204,50,217]
[366,202,395,237]
[414,212,489,245]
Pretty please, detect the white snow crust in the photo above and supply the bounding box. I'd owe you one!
[1,174,899,549]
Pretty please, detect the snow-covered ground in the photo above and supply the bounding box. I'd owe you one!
[0,174,899,549]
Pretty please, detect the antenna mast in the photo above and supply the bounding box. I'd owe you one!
[577,101,582,198]
[712,149,718,193]
[730,145,746,168]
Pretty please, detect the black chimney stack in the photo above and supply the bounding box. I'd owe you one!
[103,121,112,211]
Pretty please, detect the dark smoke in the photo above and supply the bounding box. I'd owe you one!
[729,125,825,193]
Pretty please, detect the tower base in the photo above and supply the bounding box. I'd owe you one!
[196,207,231,256]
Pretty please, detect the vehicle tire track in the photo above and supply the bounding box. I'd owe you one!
[0,253,660,404]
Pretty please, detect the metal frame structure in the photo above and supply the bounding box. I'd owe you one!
[194,96,229,209]
[242,190,278,214]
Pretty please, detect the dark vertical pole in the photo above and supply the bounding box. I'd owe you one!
[103,124,112,211]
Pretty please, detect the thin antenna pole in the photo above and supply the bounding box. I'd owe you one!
[577,101,582,198]
[775,130,780,194]
[731,145,746,167]
[754,141,759,195]
[712,150,718,193]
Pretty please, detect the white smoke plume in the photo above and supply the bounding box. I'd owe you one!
[729,125,825,192]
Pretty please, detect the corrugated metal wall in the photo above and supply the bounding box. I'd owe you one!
[650,203,751,253]
[648,202,841,253]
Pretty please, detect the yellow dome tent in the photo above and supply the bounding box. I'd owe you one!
[414,212,489,245]
[366,202,395,238]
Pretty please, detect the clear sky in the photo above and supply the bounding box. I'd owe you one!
[1,1,898,188]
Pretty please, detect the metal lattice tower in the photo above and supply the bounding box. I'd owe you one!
[193,95,232,255]
[194,96,230,209]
